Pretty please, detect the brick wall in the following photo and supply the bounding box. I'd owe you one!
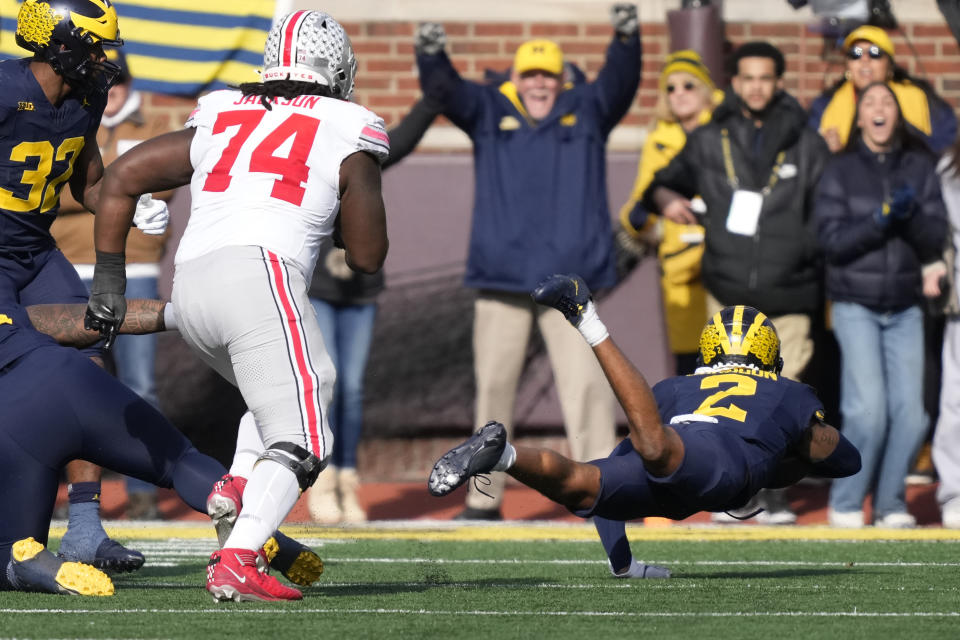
[138,19,960,151]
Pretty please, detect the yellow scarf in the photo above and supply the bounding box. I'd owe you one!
[820,80,932,147]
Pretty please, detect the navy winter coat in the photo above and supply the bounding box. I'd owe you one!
[416,34,641,293]
[815,140,948,311]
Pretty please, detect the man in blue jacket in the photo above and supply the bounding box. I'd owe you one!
[415,5,641,519]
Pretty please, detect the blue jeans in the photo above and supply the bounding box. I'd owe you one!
[311,299,376,469]
[828,302,926,517]
[83,275,160,495]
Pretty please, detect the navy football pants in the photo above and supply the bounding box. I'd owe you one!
[0,346,226,587]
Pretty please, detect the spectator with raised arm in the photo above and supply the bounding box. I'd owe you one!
[415,5,641,520]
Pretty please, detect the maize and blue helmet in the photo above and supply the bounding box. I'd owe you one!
[697,305,784,374]
[16,0,123,94]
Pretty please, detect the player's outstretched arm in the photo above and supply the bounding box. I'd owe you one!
[531,274,684,476]
[338,150,388,274]
[27,300,168,348]
[767,419,862,488]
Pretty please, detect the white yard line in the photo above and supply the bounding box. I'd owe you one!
[1,608,958,617]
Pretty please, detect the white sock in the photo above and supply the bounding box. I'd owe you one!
[492,442,516,471]
[578,301,609,347]
[228,411,264,478]
[222,459,300,551]
[162,302,178,331]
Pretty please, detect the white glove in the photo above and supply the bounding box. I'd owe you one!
[132,194,169,235]
[415,22,447,55]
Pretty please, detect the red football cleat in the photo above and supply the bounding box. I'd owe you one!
[206,548,302,602]
[206,474,247,548]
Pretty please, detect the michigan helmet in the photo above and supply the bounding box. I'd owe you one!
[16,0,123,94]
[697,305,784,374]
[262,10,357,100]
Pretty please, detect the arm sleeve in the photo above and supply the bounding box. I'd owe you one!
[901,161,950,262]
[926,93,958,154]
[416,50,485,132]
[618,135,661,234]
[586,32,642,137]
[814,160,890,265]
[382,98,441,170]
[640,133,701,211]
[808,431,861,478]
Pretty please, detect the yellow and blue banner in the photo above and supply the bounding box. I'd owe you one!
[0,0,275,95]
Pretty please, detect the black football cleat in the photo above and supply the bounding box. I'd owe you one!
[90,538,145,573]
[428,421,507,497]
[531,274,591,324]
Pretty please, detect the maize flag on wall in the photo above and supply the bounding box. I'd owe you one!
[0,0,275,95]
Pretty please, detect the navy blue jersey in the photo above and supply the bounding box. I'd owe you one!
[653,368,823,459]
[582,367,824,522]
[0,303,56,370]
[0,59,106,252]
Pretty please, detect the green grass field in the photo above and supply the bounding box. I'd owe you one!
[2,523,958,639]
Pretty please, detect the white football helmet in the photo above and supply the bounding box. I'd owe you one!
[262,10,357,99]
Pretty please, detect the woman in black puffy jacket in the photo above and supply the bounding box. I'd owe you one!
[815,81,948,529]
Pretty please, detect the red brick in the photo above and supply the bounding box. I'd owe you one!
[396,42,415,56]
[357,76,394,91]
[586,24,612,37]
[726,23,746,38]
[366,22,413,37]
[397,77,422,91]
[450,41,502,55]
[912,24,953,38]
[748,23,802,38]
[367,94,422,108]
[557,41,607,55]
[147,94,196,108]
[474,23,524,37]
[444,23,469,37]
[640,23,667,37]
[944,78,960,92]
[918,60,960,74]
[531,23,579,37]
[353,41,392,55]
[366,59,416,73]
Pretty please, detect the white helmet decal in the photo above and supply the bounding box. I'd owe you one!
[263,10,357,100]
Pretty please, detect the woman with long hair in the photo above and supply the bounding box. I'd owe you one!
[816,82,948,528]
[618,50,722,376]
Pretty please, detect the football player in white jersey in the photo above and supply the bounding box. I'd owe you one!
[84,11,389,602]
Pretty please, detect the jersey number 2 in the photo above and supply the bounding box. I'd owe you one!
[694,374,757,422]
[202,110,320,206]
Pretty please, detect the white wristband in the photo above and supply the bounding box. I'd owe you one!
[163,302,178,332]
[578,300,609,346]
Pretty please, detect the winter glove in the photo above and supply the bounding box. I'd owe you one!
[610,4,638,37]
[532,274,609,346]
[415,22,447,56]
[132,194,169,235]
[85,251,127,351]
[889,184,916,221]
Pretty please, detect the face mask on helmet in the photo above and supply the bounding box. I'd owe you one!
[16,0,124,95]
[262,10,357,100]
[697,305,784,374]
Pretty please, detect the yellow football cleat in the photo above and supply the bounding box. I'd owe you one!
[263,535,324,586]
[10,537,114,596]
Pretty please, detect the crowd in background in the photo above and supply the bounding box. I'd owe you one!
[50,4,960,530]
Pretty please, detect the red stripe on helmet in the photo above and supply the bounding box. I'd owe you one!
[281,11,308,68]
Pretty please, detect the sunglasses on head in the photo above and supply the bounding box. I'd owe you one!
[848,44,884,60]
[667,81,696,94]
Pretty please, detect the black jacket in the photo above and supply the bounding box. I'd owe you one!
[815,140,947,311]
[642,89,830,315]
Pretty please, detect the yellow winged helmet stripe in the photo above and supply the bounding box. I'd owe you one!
[70,0,119,41]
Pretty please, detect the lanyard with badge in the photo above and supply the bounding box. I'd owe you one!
[721,128,785,236]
